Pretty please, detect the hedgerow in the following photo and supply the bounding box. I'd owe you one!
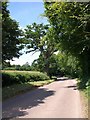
[2,71,50,87]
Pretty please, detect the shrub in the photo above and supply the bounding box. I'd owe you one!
[2,71,50,87]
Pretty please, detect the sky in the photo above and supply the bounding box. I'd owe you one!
[8,2,49,65]
[9,0,44,2]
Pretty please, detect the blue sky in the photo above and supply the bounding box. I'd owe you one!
[8,2,49,65]
[9,0,43,2]
[8,2,48,28]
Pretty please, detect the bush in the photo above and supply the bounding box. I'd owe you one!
[2,71,50,87]
[77,77,90,90]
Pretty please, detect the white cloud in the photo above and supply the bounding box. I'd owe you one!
[10,52,40,65]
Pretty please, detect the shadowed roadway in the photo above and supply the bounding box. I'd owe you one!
[2,77,83,118]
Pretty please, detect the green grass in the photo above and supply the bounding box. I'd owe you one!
[29,80,54,86]
[2,79,54,100]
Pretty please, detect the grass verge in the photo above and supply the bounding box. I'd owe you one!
[80,86,90,118]
[2,79,54,101]
[80,89,88,118]
[77,78,90,118]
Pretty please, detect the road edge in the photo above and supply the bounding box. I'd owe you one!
[80,90,88,118]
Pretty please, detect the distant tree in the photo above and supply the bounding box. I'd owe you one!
[2,2,23,63]
[19,62,31,71]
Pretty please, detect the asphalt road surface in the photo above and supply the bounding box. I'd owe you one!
[2,77,83,118]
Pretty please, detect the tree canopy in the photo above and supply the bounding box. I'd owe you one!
[24,23,59,76]
[44,2,90,87]
[2,2,90,89]
[2,2,23,62]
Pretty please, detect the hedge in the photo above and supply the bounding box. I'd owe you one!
[2,71,50,87]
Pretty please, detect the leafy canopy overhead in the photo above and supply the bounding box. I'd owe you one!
[44,2,90,56]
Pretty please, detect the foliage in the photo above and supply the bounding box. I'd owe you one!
[2,70,50,87]
[15,62,32,71]
[24,22,49,53]
[24,23,59,76]
[32,53,64,77]
[44,2,90,88]
[77,78,90,90]
[2,2,90,90]
[3,62,32,71]
[56,52,81,78]
[31,51,82,78]
[2,2,23,62]
[31,59,41,71]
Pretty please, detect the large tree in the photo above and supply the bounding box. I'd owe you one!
[24,23,58,76]
[44,2,90,86]
[2,2,23,63]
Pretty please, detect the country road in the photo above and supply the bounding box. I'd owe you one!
[2,77,83,118]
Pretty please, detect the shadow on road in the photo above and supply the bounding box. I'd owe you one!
[2,88,55,118]
[65,85,77,90]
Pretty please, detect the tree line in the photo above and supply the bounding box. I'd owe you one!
[2,2,90,89]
